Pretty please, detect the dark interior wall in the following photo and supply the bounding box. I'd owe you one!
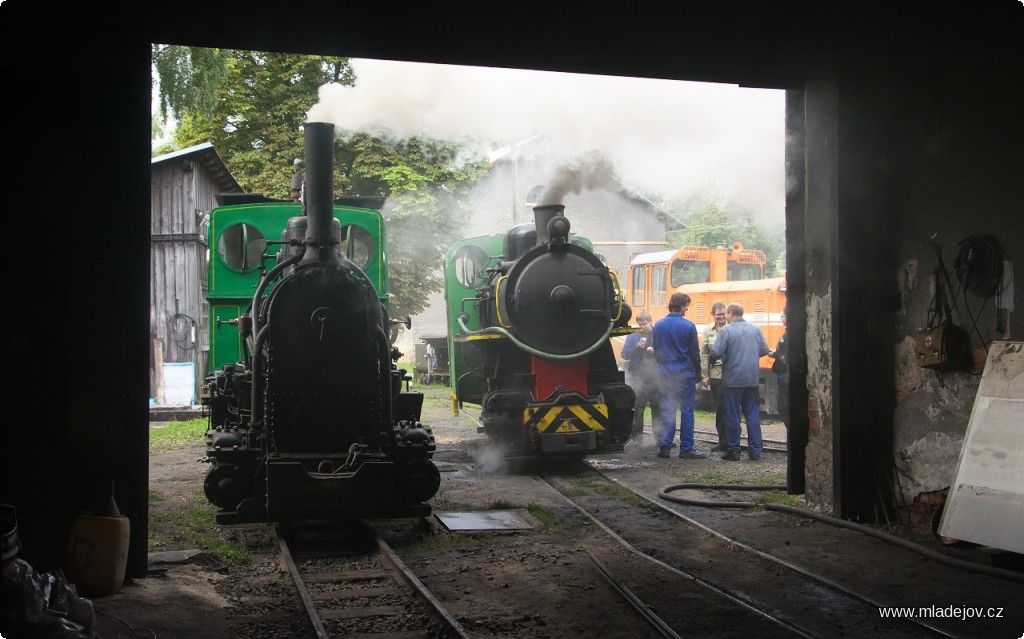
[832,70,916,522]
[3,2,1020,575]
[2,34,151,573]
[887,43,1024,511]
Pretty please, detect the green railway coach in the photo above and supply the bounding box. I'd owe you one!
[206,194,388,374]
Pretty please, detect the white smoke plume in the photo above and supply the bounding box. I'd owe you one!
[307,58,785,220]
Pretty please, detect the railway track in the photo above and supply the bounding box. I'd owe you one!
[540,463,954,638]
[371,401,1020,638]
[274,520,471,639]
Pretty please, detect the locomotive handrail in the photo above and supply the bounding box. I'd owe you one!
[608,269,624,323]
[493,275,512,328]
[457,314,614,361]
[249,324,271,428]
[250,253,302,338]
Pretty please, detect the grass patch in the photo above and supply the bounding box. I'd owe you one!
[149,507,250,564]
[148,487,250,564]
[694,410,716,421]
[759,490,804,506]
[525,504,564,531]
[150,418,206,452]
[566,475,652,508]
[740,472,787,485]
[148,490,164,502]
[692,472,726,483]
[487,500,523,510]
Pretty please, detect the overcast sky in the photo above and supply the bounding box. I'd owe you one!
[309,58,787,224]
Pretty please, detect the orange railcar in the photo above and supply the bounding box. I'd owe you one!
[618,242,787,414]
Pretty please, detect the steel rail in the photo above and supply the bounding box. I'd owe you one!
[538,475,814,639]
[581,465,962,639]
[367,522,473,639]
[583,548,681,639]
[273,523,330,639]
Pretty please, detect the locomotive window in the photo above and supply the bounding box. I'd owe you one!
[218,223,266,272]
[728,262,764,281]
[651,264,667,307]
[631,267,645,307]
[340,225,374,268]
[452,245,489,288]
[670,259,710,287]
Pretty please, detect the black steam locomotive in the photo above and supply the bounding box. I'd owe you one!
[443,204,636,457]
[201,122,440,524]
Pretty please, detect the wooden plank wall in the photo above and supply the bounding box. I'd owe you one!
[150,159,219,404]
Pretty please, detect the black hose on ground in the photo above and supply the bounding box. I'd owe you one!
[658,483,1024,584]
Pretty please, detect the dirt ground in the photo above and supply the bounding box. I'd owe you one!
[82,385,1022,639]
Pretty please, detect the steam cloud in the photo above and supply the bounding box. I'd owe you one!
[307,58,785,218]
[537,150,617,205]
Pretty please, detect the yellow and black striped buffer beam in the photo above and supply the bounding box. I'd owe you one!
[524,403,609,434]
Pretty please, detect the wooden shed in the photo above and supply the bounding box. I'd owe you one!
[150,143,242,406]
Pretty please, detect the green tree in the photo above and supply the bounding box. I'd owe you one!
[666,186,785,277]
[167,49,354,198]
[152,45,230,125]
[152,46,488,321]
[340,133,488,319]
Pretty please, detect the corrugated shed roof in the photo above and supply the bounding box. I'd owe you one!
[152,142,243,194]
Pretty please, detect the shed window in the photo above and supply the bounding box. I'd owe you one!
[526,185,544,205]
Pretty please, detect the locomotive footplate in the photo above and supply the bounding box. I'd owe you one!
[216,456,436,524]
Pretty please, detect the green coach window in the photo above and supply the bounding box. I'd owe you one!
[452,244,489,288]
[340,225,374,268]
[218,223,266,271]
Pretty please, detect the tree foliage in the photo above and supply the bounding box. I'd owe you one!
[666,185,785,277]
[339,134,489,319]
[152,45,230,124]
[151,46,489,321]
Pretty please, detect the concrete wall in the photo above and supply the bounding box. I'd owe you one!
[796,42,1024,520]
[887,59,1023,512]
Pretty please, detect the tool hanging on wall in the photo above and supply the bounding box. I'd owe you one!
[915,243,969,371]
[953,233,1008,339]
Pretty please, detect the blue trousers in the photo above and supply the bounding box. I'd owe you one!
[724,386,762,455]
[658,370,697,453]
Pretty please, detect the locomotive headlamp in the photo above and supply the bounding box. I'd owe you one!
[548,216,571,242]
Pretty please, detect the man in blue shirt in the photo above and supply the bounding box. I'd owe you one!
[709,303,771,461]
[652,292,706,459]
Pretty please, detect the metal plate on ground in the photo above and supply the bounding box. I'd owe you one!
[435,510,534,531]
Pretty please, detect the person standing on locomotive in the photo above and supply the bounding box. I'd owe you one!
[652,292,706,460]
[700,301,729,451]
[621,310,660,447]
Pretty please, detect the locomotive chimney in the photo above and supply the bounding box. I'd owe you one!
[532,204,566,245]
[300,122,340,266]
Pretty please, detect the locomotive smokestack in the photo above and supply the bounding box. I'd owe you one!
[300,122,340,266]
[533,204,565,245]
